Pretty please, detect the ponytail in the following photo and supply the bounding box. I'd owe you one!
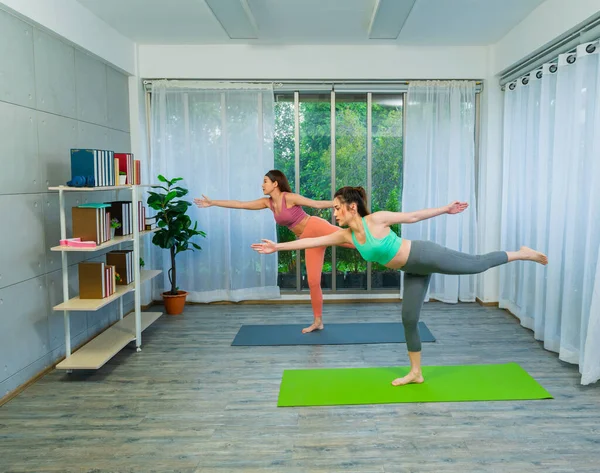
[334,186,370,217]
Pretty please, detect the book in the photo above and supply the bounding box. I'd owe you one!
[78,262,105,299]
[72,207,110,244]
[70,149,116,187]
[114,153,134,185]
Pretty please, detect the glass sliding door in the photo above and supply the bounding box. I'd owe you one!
[273,87,405,293]
[273,96,297,289]
[371,94,404,289]
[298,94,332,290]
[334,93,368,290]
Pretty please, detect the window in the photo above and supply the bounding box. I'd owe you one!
[274,89,404,292]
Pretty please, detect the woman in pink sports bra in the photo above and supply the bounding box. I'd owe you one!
[194,170,353,333]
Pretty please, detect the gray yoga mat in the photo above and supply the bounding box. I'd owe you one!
[231,322,435,346]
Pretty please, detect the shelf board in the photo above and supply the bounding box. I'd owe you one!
[48,184,158,192]
[53,270,162,312]
[48,185,134,192]
[51,228,158,252]
[55,311,163,370]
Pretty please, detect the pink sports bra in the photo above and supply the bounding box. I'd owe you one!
[269,193,308,229]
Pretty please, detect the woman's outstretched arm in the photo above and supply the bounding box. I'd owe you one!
[194,194,270,210]
[252,229,351,254]
[370,201,468,226]
[284,193,334,209]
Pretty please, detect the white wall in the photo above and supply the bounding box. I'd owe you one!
[0,0,135,74]
[138,44,488,79]
[494,0,600,74]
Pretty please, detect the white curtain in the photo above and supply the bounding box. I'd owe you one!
[501,42,600,385]
[402,81,478,303]
[149,81,279,302]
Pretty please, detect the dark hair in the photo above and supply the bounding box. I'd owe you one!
[265,170,292,193]
[334,186,369,217]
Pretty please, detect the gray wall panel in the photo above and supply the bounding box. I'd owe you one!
[0,194,47,290]
[0,101,41,194]
[37,111,78,189]
[42,194,62,274]
[33,29,77,119]
[75,50,108,127]
[107,66,130,132]
[0,9,35,108]
[0,276,50,383]
[45,268,86,353]
[107,128,132,154]
[77,121,109,150]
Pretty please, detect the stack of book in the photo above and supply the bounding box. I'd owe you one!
[72,203,111,245]
[109,201,146,236]
[78,262,116,299]
[114,153,142,185]
[70,201,146,246]
[70,149,116,187]
[106,250,134,285]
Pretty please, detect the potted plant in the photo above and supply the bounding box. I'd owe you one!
[119,171,127,186]
[110,218,121,239]
[147,175,206,315]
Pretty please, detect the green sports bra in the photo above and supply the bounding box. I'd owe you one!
[351,217,402,266]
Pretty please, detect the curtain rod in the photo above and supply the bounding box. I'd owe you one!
[499,12,600,86]
[143,79,483,92]
[500,38,599,91]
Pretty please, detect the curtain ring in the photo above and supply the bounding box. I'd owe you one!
[536,70,543,79]
[586,44,596,54]
[509,83,516,90]
[567,54,576,64]
[549,64,558,73]
[521,76,529,85]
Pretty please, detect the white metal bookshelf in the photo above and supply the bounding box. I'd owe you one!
[49,185,162,371]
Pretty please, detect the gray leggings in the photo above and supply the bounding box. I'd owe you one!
[401,240,508,352]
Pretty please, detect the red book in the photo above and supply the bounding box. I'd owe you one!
[115,153,135,184]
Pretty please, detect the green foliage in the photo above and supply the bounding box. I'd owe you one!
[274,96,404,278]
[147,175,206,294]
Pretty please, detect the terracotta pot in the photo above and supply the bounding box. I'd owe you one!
[161,290,188,315]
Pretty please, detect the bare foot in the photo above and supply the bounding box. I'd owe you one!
[520,246,548,265]
[391,371,424,386]
[302,320,324,333]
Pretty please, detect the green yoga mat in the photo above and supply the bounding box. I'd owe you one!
[278,363,552,407]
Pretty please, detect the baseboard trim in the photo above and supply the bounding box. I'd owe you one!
[0,364,55,407]
[476,297,499,307]
[141,300,155,310]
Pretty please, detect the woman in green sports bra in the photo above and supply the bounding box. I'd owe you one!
[252,186,548,387]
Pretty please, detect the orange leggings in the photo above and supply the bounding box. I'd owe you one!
[299,216,354,318]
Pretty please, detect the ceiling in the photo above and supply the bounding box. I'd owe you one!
[75,0,547,45]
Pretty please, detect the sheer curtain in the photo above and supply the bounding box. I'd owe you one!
[402,81,478,303]
[501,42,600,385]
[149,81,279,302]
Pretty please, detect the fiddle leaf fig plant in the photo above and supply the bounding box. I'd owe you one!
[147,175,206,295]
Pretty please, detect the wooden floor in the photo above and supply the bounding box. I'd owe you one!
[1,302,599,473]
